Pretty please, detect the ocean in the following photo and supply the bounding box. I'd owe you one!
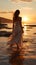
[0,23,36,65]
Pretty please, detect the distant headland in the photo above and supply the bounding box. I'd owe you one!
[0,17,12,23]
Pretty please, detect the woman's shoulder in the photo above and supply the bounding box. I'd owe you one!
[19,17,22,19]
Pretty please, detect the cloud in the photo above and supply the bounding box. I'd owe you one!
[24,7,32,9]
[21,0,32,2]
[34,0,36,1]
[10,0,20,2]
[20,7,32,15]
[10,0,32,2]
[20,7,32,11]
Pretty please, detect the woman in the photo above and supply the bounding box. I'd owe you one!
[8,10,23,50]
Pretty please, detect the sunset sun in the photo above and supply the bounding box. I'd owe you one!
[22,16,29,22]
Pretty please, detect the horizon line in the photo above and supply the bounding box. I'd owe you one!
[0,12,13,13]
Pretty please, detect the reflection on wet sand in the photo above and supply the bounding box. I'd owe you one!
[0,24,36,65]
[7,25,32,65]
[8,46,24,65]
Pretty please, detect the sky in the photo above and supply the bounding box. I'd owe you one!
[0,0,36,23]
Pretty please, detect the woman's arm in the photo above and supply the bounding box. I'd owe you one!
[20,17,23,33]
[19,17,22,28]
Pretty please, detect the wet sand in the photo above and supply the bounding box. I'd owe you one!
[0,37,36,65]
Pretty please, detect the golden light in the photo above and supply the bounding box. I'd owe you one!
[22,16,29,22]
[24,24,27,35]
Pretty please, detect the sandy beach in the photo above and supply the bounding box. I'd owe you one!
[0,35,36,65]
[0,23,36,65]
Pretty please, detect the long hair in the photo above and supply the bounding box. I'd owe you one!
[13,10,20,20]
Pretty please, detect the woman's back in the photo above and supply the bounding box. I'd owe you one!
[13,17,22,33]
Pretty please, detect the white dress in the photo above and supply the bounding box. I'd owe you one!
[8,17,23,48]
